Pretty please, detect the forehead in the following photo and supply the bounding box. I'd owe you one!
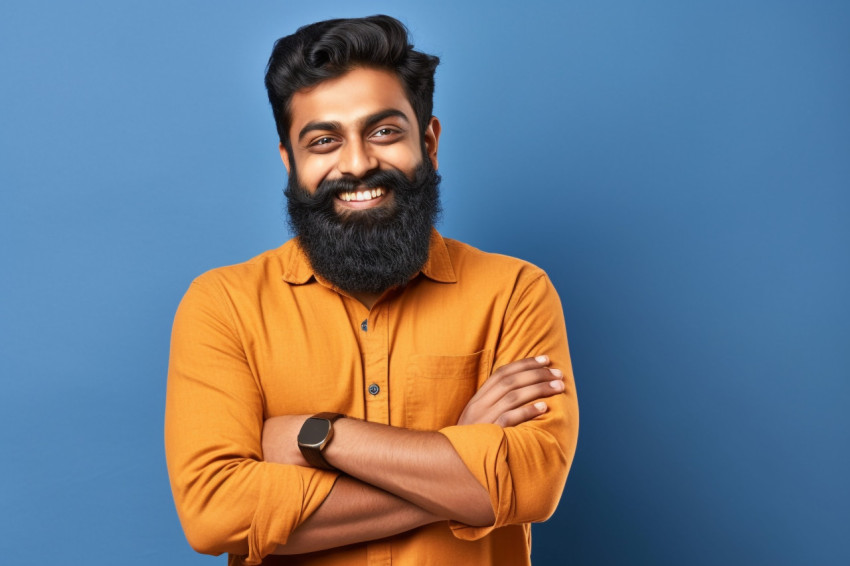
[288,67,418,138]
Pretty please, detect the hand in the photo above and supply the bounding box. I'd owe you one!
[262,414,311,466]
[457,355,564,427]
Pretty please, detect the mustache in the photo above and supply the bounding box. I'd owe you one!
[286,168,414,210]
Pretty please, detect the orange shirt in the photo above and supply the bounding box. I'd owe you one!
[165,230,578,565]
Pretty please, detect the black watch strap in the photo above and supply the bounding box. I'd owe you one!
[298,412,346,470]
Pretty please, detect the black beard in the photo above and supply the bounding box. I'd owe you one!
[285,160,442,295]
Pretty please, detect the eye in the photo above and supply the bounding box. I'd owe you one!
[306,136,340,153]
[370,127,403,142]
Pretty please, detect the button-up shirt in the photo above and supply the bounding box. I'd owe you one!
[165,229,578,565]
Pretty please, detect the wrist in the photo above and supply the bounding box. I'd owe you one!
[298,412,346,470]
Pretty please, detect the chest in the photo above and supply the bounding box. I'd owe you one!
[239,280,506,430]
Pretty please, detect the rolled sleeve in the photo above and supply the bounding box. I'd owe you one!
[439,271,579,539]
[164,275,338,564]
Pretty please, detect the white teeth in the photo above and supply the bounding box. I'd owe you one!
[338,188,386,202]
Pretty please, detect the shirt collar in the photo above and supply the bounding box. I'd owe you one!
[281,228,457,285]
[419,228,457,283]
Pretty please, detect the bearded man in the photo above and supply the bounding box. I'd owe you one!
[165,15,578,566]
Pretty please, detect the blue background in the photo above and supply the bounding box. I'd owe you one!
[1,1,848,564]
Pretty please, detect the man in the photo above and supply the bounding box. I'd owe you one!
[165,15,578,566]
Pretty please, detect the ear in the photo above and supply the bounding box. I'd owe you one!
[278,142,292,174]
[423,116,441,170]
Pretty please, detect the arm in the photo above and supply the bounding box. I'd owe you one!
[263,356,567,551]
[274,476,439,555]
[439,271,579,540]
[328,418,495,524]
[164,277,339,564]
[302,357,566,524]
[262,416,492,528]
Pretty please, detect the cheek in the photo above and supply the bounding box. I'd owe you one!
[293,155,334,191]
[381,143,423,171]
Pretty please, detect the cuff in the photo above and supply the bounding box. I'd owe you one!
[243,465,339,565]
[439,423,509,540]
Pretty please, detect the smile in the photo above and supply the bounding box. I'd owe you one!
[338,187,386,202]
[335,187,390,211]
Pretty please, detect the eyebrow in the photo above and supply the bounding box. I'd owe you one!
[297,109,411,142]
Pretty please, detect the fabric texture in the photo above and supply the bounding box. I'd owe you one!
[165,229,579,565]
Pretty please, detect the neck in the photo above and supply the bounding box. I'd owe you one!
[350,290,382,310]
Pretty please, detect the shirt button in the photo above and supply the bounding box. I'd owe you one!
[368,383,380,396]
[361,319,368,332]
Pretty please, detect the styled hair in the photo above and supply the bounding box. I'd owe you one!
[264,15,440,152]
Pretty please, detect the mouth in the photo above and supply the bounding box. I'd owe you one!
[335,187,389,210]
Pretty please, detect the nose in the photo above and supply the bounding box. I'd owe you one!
[336,139,379,179]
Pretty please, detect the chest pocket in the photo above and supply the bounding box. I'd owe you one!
[404,350,492,431]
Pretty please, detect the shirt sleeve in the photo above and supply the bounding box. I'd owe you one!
[164,274,339,564]
[438,271,579,540]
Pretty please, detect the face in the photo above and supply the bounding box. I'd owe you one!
[280,67,443,296]
[279,67,440,215]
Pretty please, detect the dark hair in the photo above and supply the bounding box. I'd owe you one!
[264,15,440,152]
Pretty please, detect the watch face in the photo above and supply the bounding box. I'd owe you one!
[298,417,331,448]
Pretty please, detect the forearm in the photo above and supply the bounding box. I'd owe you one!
[323,418,495,526]
[274,475,439,555]
[263,415,494,526]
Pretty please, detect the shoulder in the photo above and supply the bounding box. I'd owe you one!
[435,236,564,332]
[175,241,302,325]
[442,236,549,287]
[189,239,299,295]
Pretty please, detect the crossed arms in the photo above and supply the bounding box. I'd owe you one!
[165,269,578,563]
[264,356,567,554]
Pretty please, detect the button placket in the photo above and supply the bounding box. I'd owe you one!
[362,305,389,424]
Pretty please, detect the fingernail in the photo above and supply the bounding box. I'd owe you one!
[535,355,548,364]
[549,368,563,378]
[534,402,547,411]
[549,380,564,390]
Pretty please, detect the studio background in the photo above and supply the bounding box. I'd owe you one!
[1,1,847,564]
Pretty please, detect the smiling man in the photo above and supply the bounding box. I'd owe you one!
[165,15,578,566]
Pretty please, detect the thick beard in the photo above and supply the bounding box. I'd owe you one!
[285,159,442,295]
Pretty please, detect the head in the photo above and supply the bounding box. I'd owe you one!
[264,16,444,295]
[265,15,440,156]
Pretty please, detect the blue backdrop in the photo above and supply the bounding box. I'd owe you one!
[1,1,848,564]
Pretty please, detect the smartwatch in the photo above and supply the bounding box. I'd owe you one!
[297,412,346,470]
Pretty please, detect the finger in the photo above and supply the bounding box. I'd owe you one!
[460,357,563,425]
[468,369,562,417]
[485,366,563,405]
[491,379,564,417]
[478,357,555,400]
[468,375,563,425]
[490,356,550,381]
[494,401,549,428]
